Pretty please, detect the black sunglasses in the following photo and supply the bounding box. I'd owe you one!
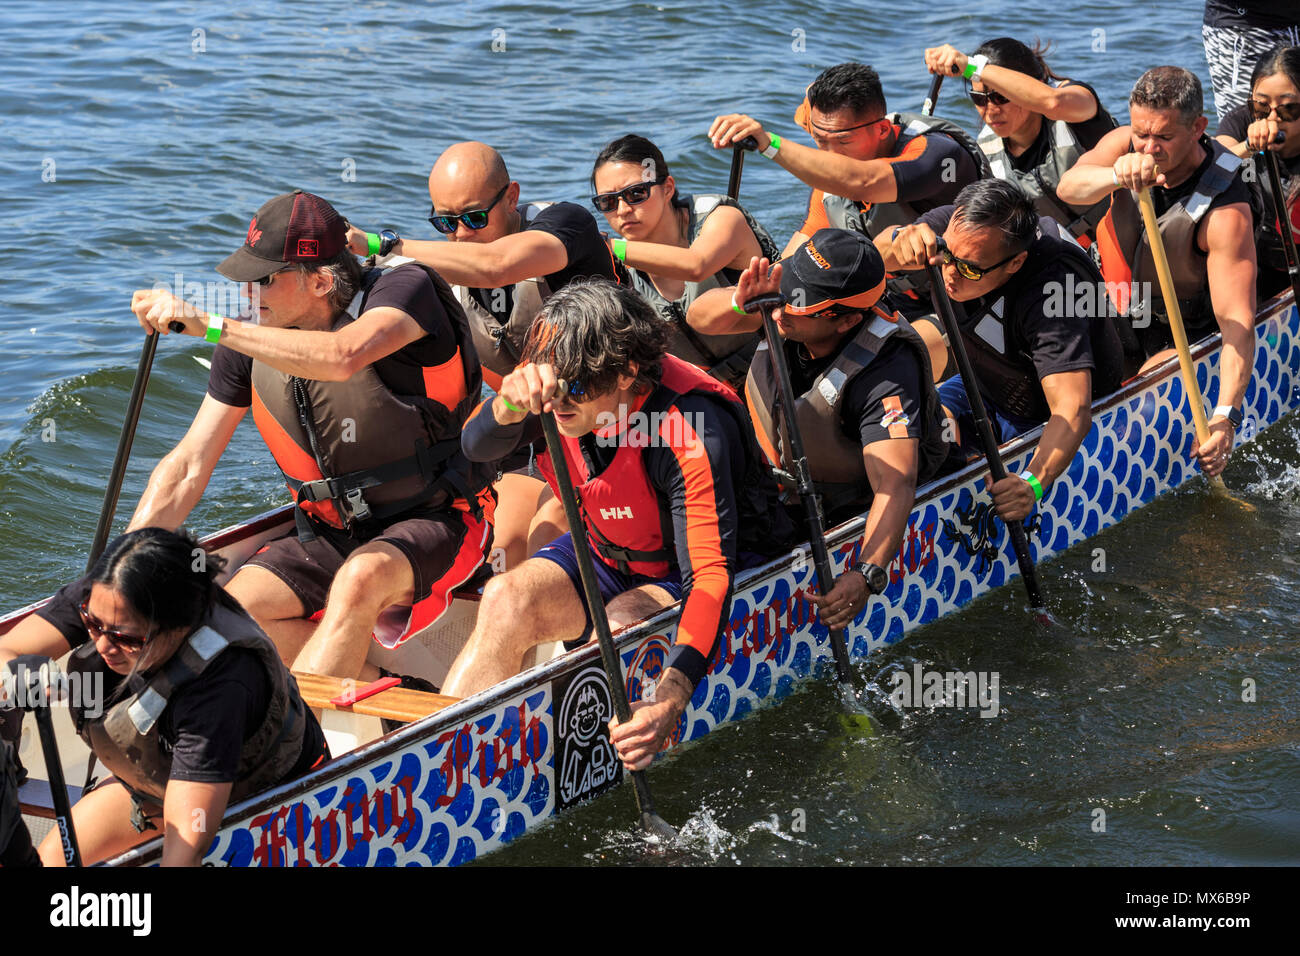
[256,264,292,286]
[429,182,510,234]
[590,178,666,214]
[940,244,1020,282]
[1249,99,1300,123]
[968,85,1011,108]
[78,600,150,651]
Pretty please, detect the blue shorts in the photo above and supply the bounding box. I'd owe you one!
[534,533,684,647]
[937,376,1040,456]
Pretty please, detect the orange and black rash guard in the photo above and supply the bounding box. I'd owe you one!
[799,127,976,236]
[464,385,788,687]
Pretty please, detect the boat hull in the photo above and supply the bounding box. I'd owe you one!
[82,292,1300,866]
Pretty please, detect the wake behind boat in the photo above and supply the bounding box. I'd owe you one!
[7,287,1293,867]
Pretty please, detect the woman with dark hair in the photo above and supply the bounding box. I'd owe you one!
[590,134,779,388]
[924,39,1116,245]
[1216,46,1300,299]
[0,528,327,866]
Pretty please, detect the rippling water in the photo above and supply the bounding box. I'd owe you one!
[2,0,1296,867]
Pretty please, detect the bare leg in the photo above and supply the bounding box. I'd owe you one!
[489,472,549,572]
[38,778,154,866]
[527,487,568,554]
[442,557,585,698]
[225,565,317,666]
[1138,347,1176,376]
[607,584,677,631]
[292,542,414,681]
[914,317,951,383]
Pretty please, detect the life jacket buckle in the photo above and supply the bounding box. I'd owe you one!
[344,487,372,523]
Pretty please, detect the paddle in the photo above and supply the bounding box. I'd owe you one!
[745,293,856,686]
[537,406,677,843]
[727,136,759,201]
[86,325,181,569]
[1261,141,1300,307]
[11,655,81,866]
[922,74,943,117]
[925,253,1049,615]
[1135,187,1239,497]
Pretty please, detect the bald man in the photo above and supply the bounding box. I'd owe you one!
[347,142,628,570]
[348,142,626,392]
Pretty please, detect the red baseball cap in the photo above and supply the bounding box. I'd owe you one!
[217,190,347,282]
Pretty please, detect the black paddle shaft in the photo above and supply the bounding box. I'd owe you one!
[12,656,82,866]
[87,326,180,569]
[748,294,855,684]
[925,261,1047,610]
[1262,146,1300,305]
[922,74,944,117]
[538,410,676,841]
[727,136,759,201]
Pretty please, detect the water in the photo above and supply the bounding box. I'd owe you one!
[2,0,1297,867]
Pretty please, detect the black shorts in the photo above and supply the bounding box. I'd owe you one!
[245,504,493,648]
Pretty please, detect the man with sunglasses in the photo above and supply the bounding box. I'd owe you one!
[347,141,626,393]
[1058,66,1256,479]
[879,179,1123,522]
[708,62,986,377]
[127,190,494,685]
[445,279,795,771]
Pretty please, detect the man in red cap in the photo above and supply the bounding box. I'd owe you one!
[128,190,494,686]
[718,229,951,629]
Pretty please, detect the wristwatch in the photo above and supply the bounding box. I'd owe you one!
[378,229,399,257]
[1212,405,1243,429]
[849,561,888,594]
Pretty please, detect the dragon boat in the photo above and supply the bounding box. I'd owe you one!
[4,288,1297,867]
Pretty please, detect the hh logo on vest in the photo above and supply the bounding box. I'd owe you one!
[599,506,633,520]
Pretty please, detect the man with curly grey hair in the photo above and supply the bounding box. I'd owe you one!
[448,278,794,771]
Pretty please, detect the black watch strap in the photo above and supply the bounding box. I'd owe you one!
[378,229,399,257]
[850,561,888,594]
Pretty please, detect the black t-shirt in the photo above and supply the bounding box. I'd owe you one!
[1007,80,1115,173]
[36,578,326,785]
[468,201,628,318]
[1203,1,1300,30]
[207,262,459,408]
[785,332,944,484]
[920,206,1124,400]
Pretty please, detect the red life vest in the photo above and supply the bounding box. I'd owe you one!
[538,356,742,578]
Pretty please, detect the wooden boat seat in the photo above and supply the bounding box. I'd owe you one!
[292,672,461,724]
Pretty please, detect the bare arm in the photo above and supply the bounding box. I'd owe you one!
[126,395,247,531]
[780,229,810,260]
[683,255,779,336]
[160,780,231,866]
[1056,126,1136,206]
[0,615,71,682]
[393,230,568,289]
[989,369,1092,521]
[622,205,762,281]
[923,46,1099,123]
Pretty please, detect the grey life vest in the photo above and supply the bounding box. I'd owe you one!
[627,193,780,387]
[452,202,554,382]
[250,258,486,537]
[977,83,1114,242]
[822,111,989,301]
[67,602,310,807]
[745,308,946,517]
[1099,137,1244,334]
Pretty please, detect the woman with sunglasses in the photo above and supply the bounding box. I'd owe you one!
[925,39,1116,245]
[1215,46,1300,300]
[0,527,328,866]
[590,134,779,389]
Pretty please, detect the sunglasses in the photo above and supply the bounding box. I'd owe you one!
[256,264,292,286]
[968,86,1011,108]
[1249,99,1300,122]
[590,178,666,214]
[940,245,1020,282]
[78,600,150,651]
[428,182,510,234]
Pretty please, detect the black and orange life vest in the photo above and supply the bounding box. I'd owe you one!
[250,258,487,535]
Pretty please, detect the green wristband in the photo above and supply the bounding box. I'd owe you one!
[612,238,627,262]
[205,313,225,344]
[500,395,525,415]
[962,61,977,79]
[1019,470,1044,501]
[366,232,381,256]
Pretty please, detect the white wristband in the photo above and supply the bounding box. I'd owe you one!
[967,54,988,81]
[1212,405,1239,427]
